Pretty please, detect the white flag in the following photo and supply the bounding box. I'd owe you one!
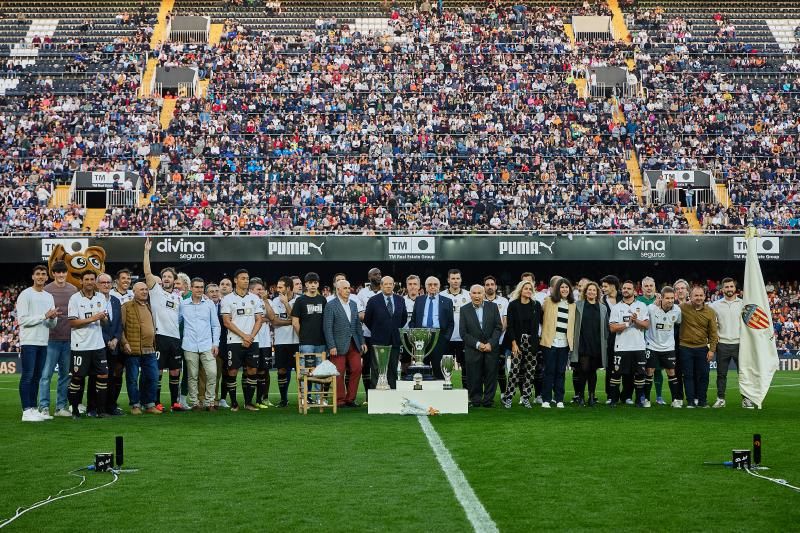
[738,231,779,408]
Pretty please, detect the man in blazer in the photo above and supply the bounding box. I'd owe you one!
[364,276,406,389]
[460,284,503,407]
[410,276,454,379]
[323,279,366,407]
[93,273,123,415]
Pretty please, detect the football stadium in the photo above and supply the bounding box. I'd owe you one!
[1,0,799,530]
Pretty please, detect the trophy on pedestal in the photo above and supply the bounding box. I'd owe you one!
[441,354,455,390]
[373,345,393,391]
[400,327,440,389]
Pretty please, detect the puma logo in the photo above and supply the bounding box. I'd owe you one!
[308,242,325,255]
[540,241,555,254]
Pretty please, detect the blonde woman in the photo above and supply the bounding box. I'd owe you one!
[501,280,543,409]
[539,278,576,408]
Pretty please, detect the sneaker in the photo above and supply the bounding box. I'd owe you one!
[96,412,111,418]
[217,399,230,409]
[742,397,756,409]
[570,395,581,404]
[22,408,45,422]
[671,400,683,408]
[694,399,699,406]
[534,396,543,405]
[712,398,726,408]
[38,408,54,420]
[265,400,276,407]
[155,403,164,412]
[86,410,98,418]
[521,399,532,409]
[277,400,289,408]
[502,397,512,409]
[110,407,125,416]
[541,402,551,409]
[179,396,191,410]
[698,402,710,409]
[256,401,270,409]
[625,399,634,405]
[656,396,666,406]
[685,404,695,409]
[608,400,618,408]
[605,398,612,405]
[131,406,142,415]
[244,404,259,411]
[171,402,187,412]
[642,400,651,408]
[77,403,86,414]
[55,408,72,418]
[144,407,162,415]
[555,402,565,408]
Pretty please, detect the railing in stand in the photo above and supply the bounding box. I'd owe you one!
[106,189,139,207]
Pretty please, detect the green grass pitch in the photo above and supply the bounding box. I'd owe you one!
[1,371,798,532]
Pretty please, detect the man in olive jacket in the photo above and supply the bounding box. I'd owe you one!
[121,282,160,414]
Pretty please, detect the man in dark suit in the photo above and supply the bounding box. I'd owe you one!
[460,284,503,407]
[323,280,366,407]
[364,276,406,389]
[93,273,123,415]
[410,276,454,379]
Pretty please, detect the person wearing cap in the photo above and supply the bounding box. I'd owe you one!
[39,260,77,418]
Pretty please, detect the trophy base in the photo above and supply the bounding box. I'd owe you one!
[402,364,434,381]
[442,383,453,391]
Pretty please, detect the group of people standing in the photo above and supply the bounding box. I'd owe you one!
[15,244,747,421]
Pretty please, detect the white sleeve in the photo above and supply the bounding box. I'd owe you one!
[67,294,79,319]
[220,296,231,315]
[16,291,44,327]
[255,297,265,316]
[609,305,621,324]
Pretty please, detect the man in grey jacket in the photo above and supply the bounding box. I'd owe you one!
[323,280,366,407]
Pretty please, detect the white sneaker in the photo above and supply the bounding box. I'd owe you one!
[38,408,54,420]
[555,402,565,408]
[218,399,230,409]
[671,400,683,408]
[541,401,551,409]
[642,400,651,408]
[712,398,726,408]
[625,399,634,405]
[534,396,543,405]
[78,403,86,414]
[656,397,667,406]
[22,408,45,422]
[742,397,756,409]
[685,404,695,409]
[605,398,612,405]
[55,408,73,418]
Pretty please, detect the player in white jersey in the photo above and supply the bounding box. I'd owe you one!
[110,268,134,305]
[250,278,275,408]
[221,269,264,411]
[441,269,470,389]
[271,276,298,407]
[144,238,185,412]
[401,275,421,375]
[646,286,683,408]
[356,267,382,394]
[484,275,509,394]
[608,281,650,407]
[67,271,109,419]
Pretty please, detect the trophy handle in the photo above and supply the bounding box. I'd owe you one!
[424,328,441,358]
[400,330,413,355]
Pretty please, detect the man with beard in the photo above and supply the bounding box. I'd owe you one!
[441,269,470,389]
[710,278,743,408]
[272,276,298,407]
[483,275,509,395]
[608,281,650,407]
[645,286,682,408]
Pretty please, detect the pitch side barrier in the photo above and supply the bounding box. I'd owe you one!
[2,234,795,263]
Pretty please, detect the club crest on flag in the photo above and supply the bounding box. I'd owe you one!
[741,303,770,330]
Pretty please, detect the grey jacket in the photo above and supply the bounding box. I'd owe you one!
[323,297,365,355]
[571,300,609,366]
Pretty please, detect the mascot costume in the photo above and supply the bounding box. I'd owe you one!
[47,244,107,288]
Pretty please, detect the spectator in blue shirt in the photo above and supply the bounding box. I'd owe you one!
[180,277,221,411]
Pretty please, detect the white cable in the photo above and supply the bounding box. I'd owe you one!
[0,469,119,529]
[743,466,800,492]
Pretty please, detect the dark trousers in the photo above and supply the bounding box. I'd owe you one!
[449,340,466,388]
[680,346,710,405]
[542,346,569,403]
[465,347,499,406]
[89,348,122,413]
[362,337,373,394]
[424,341,447,380]
[370,345,400,389]
[716,343,739,399]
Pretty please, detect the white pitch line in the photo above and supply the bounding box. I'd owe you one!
[417,416,498,533]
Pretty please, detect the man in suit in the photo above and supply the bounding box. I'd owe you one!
[364,276,406,389]
[460,284,503,407]
[323,280,366,407]
[90,273,123,415]
[410,276,454,379]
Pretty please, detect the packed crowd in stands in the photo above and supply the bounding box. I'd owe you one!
[0,1,799,234]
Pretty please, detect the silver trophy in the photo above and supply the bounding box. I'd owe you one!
[373,345,393,391]
[400,327,440,388]
[441,354,455,390]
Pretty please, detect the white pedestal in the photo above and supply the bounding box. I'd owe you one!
[396,380,450,391]
[367,389,469,414]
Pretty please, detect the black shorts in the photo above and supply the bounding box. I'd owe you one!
[646,349,676,370]
[71,348,108,378]
[156,335,183,371]
[227,342,260,370]
[258,347,274,370]
[611,350,646,376]
[274,344,298,370]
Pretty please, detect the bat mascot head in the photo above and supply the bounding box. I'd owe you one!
[48,244,106,288]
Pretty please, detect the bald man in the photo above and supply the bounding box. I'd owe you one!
[364,276,406,389]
